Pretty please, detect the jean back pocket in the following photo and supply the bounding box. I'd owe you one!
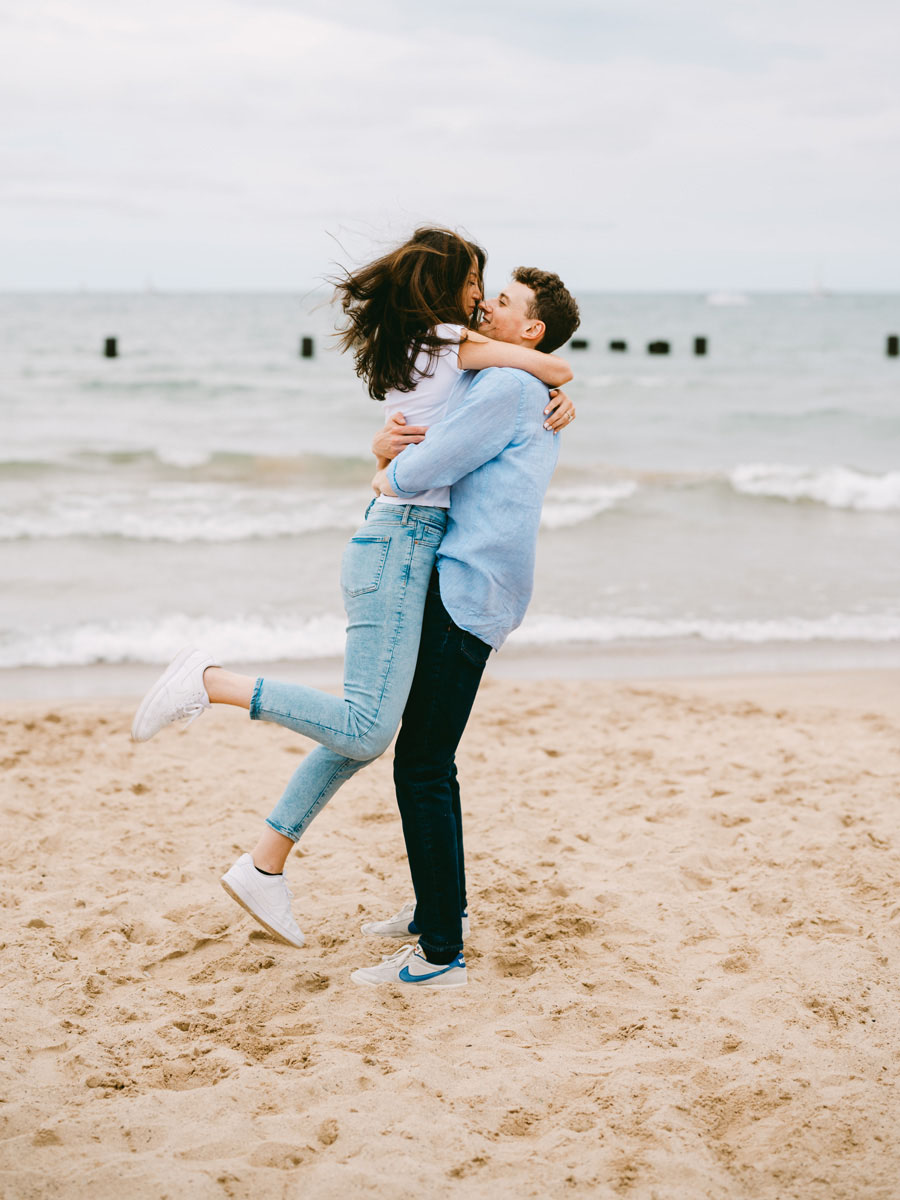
[341,535,391,597]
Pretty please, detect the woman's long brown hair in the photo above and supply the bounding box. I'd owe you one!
[332,227,486,401]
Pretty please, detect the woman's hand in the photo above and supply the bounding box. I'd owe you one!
[543,388,575,433]
[371,412,428,461]
[372,468,398,497]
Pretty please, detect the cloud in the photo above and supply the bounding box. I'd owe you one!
[1,0,899,288]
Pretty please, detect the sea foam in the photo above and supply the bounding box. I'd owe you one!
[729,464,900,512]
[510,613,900,646]
[539,482,637,529]
[0,614,349,669]
[0,485,367,542]
[1,480,635,542]
[3,609,899,669]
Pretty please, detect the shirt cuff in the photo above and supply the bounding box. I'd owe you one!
[387,460,421,498]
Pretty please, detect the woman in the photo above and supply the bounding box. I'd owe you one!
[131,227,573,946]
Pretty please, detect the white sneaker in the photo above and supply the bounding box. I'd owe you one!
[131,647,219,742]
[220,853,304,948]
[351,943,467,989]
[361,900,470,939]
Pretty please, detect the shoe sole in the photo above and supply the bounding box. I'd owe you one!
[131,646,196,742]
[220,877,304,948]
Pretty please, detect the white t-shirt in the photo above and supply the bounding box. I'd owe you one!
[377,323,464,508]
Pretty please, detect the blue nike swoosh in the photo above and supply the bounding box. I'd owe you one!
[398,961,462,983]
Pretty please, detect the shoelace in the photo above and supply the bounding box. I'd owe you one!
[380,944,416,966]
[181,702,207,728]
[271,880,295,915]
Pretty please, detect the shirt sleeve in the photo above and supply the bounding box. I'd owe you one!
[387,369,524,497]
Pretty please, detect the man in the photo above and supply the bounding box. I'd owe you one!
[130,266,576,974]
[350,267,580,988]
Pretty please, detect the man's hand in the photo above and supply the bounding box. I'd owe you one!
[543,388,575,433]
[372,467,398,497]
[372,412,428,460]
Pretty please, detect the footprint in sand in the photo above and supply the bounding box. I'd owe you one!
[247,1142,307,1169]
[316,1119,339,1146]
[495,950,536,978]
[31,1129,62,1147]
[497,1108,541,1137]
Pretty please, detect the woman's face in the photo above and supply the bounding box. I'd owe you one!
[461,267,483,318]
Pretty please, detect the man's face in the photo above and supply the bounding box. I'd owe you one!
[478,280,537,345]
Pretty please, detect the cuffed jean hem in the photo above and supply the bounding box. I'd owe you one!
[249,676,265,721]
[416,937,463,965]
[264,818,299,842]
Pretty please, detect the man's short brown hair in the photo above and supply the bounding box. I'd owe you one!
[513,267,581,353]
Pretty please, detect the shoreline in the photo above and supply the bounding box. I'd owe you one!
[3,639,900,700]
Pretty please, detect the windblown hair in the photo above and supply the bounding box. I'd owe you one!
[512,267,581,354]
[333,227,486,401]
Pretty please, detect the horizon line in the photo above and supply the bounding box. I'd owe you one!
[2,286,899,297]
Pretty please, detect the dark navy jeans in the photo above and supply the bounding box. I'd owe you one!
[394,567,491,964]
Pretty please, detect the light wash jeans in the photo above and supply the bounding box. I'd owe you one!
[254,502,447,841]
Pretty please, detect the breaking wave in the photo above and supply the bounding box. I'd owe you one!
[729,463,900,511]
[3,609,898,669]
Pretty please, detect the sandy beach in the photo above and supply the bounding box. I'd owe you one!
[2,670,899,1199]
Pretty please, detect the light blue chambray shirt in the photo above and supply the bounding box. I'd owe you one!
[386,366,560,651]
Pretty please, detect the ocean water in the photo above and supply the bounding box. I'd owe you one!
[2,290,899,694]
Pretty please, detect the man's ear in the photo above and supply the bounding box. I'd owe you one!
[522,319,546,347]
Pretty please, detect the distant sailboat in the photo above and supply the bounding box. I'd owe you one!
[706,291,750,307]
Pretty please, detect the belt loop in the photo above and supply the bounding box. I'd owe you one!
[402,504,413,525]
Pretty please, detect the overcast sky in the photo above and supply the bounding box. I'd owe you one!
[2,0,899,291]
